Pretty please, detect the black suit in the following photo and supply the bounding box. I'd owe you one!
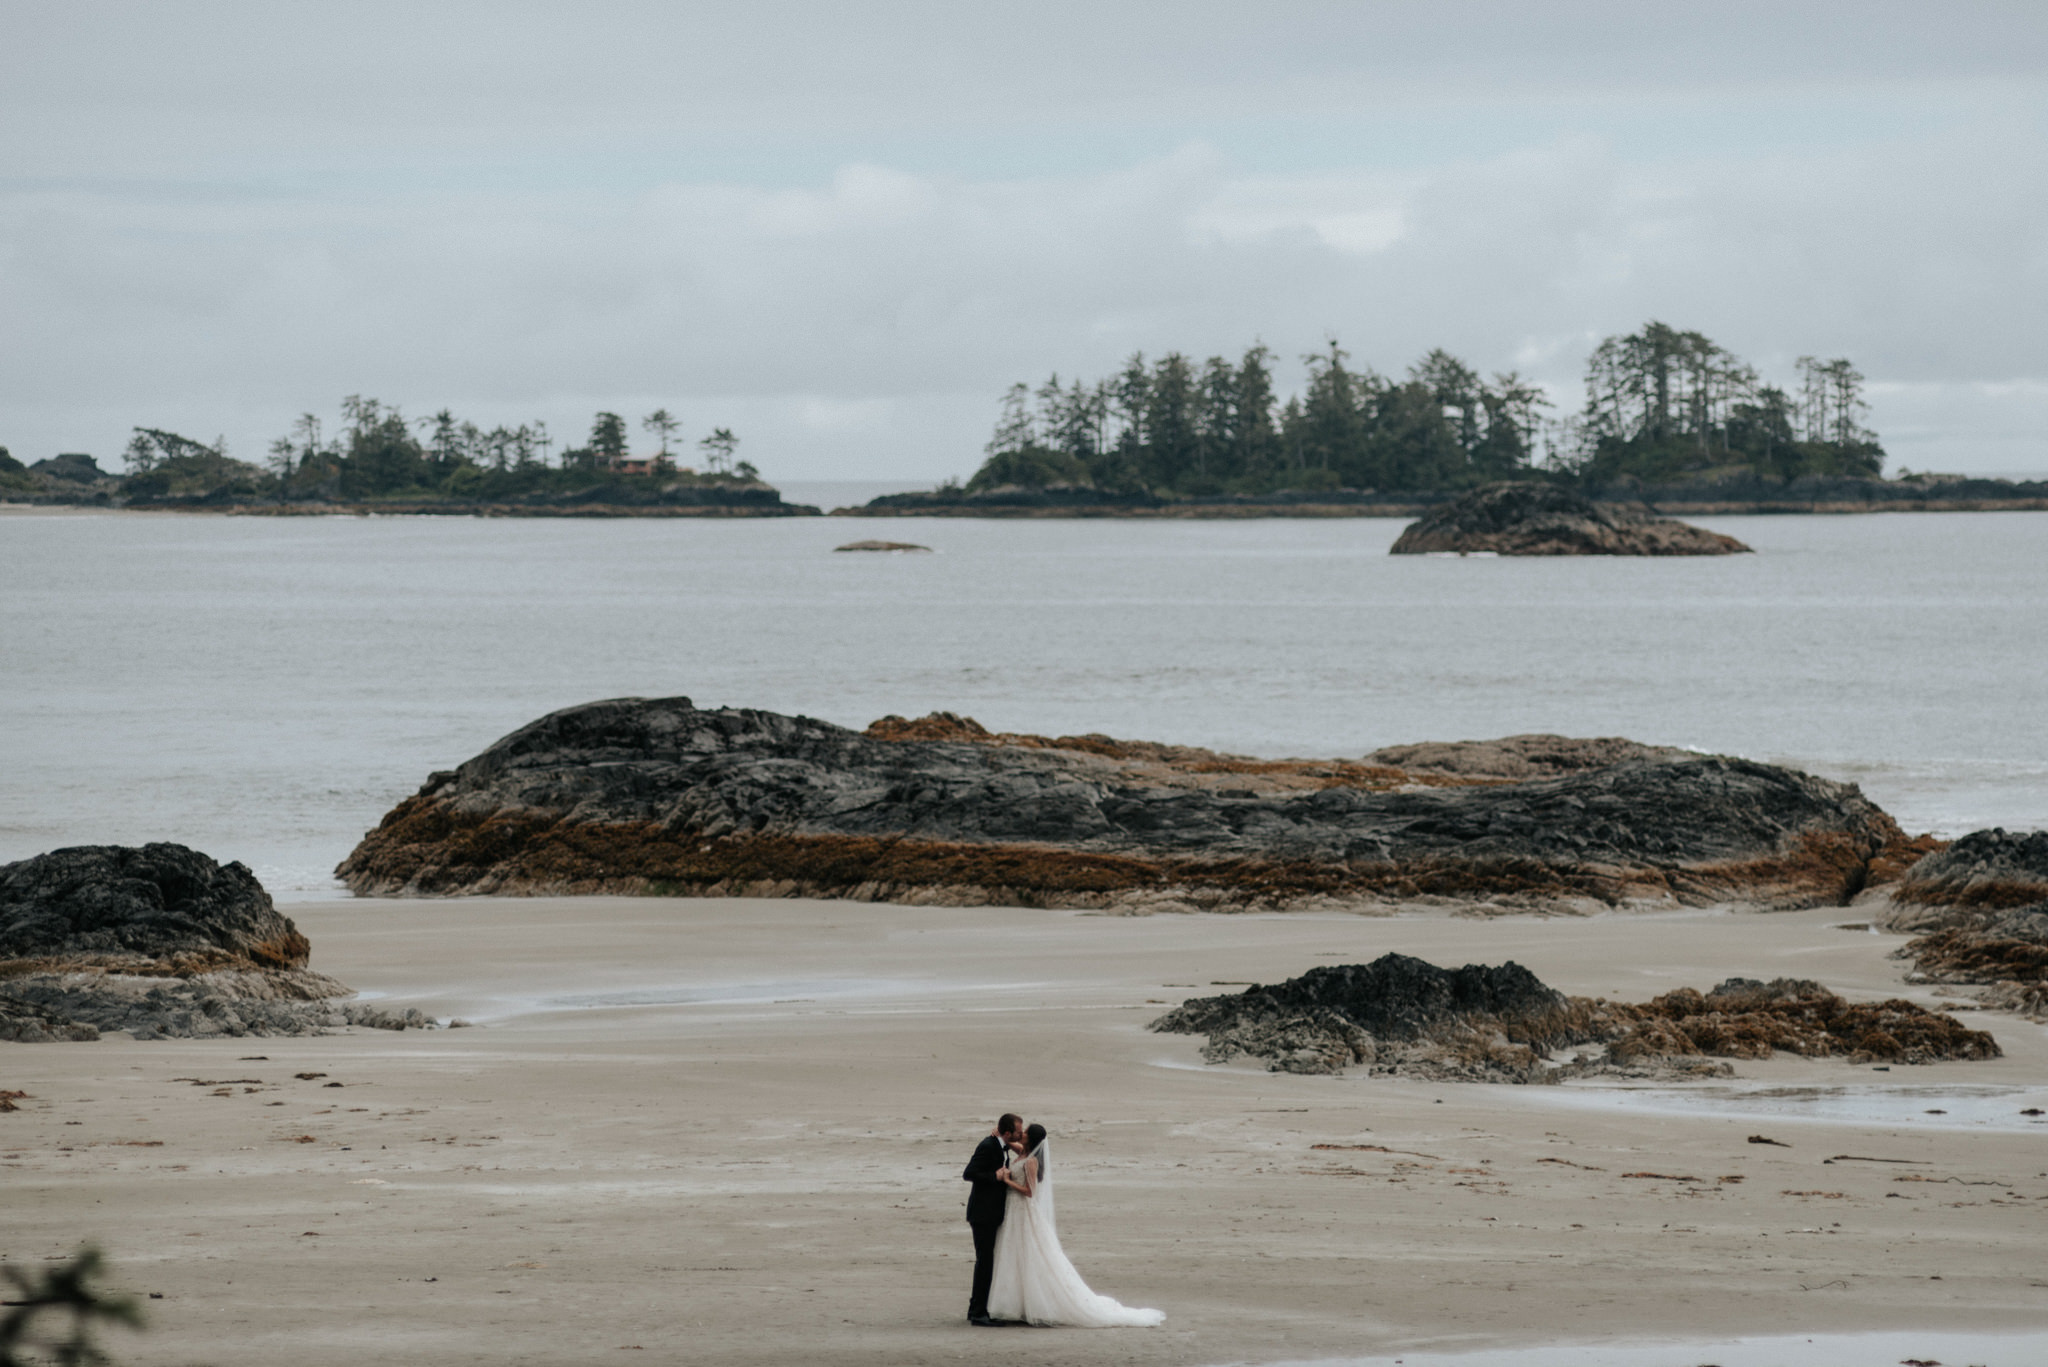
[962,1134,1011,1319]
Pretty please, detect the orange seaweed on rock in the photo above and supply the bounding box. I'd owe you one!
[1600,978,2000,1065]
[1891,828,2048,910]
[1882,828,2048,1006]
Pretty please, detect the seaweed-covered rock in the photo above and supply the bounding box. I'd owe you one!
[1602,978,1998,1066]
[1150,957,2000,1079]
[1897,908,2048,982]
[1892,828,2048,909]
[1882,828,2048,1011]
[337,697,1913,912]
[1389,482,1750,556]
[1,843,308,970]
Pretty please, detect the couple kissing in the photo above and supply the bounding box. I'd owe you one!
[961,1112,1164,1328]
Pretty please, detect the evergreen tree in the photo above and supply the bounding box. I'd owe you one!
[954,322,1883,496]
[642,408,680,456]
[588,412,629,469]
[1298,341,1367,479]
[698,426,738,476]
[1231,345,1280,483]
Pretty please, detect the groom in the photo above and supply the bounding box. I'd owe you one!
[962,1112,1024,1326]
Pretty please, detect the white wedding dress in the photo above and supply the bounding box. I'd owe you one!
[986,1141,1164,1327]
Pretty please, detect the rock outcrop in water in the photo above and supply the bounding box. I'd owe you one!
[1,844,431,1042]
[1148,953,2001,1079]
[1389,482,1751,556]
[1881,828,2048,1018]
[337,697,1920,913]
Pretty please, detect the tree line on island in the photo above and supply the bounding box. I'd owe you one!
[40,403,761,504]
[0,321,1970,511]
[962,321,1886,499]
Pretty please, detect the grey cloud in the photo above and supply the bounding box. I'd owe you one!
[1,2,2043,476]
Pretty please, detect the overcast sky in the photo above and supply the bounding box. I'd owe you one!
[4,1,2046,481]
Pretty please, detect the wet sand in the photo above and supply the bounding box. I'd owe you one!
[6,896,2047,1366]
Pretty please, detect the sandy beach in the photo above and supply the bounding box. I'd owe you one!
[6,896,2047,1366]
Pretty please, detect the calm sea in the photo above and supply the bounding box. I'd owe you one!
[3,506,2044,899]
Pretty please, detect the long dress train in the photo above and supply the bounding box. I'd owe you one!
[986,1141,1164,1327]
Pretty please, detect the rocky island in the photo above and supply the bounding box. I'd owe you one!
[1,843,432,1041]
[1149,952,2000,1079]
[339,697,1924,913]
[1389,481,1752,555]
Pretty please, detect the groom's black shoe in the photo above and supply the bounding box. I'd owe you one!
[969,1315,998,1327]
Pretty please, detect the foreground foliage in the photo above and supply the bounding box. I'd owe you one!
[0,1248,142,1367]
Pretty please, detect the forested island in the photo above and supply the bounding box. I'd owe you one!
[0,400,816,516]
[6,323,2045,517]
[860,321,2048,516]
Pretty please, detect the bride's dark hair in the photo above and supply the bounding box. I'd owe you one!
[1026,1123,1046,1150]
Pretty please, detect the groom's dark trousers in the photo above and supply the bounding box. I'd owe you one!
[962,1134,1010,1321]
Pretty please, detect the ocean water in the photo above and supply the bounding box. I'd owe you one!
[2,508,2044,899]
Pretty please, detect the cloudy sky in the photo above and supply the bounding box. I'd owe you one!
[4,1,2045,482]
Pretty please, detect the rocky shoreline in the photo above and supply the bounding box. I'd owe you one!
[1149,952,2002,1080]
[0,454,821,517]
[1,844,440,1042]
[831,472,2048,518]
[338,697,1925,914]
[214,498,822,518]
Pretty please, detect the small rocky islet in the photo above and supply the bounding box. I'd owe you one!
[338,696,1920,914]
[1389,481,1751,556]
[0,843,438,1042]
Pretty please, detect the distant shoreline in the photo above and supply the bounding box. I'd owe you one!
[835,472,2048,518]
[10,478,2048,521]
[12,496,2048,519]
[0,498,823,519]
[832,496,2048,518]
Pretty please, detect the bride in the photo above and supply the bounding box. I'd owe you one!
[986,1124,1164,1327]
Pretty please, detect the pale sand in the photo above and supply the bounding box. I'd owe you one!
[7,897,2048,1366]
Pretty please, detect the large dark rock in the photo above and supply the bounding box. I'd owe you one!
[1156,953,1571,1045]
[0,843,438,1043]
[1149,954,2000,1079]
[338,697,1916,912]
[0,843,308,970]
[1389,481,1750,556]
